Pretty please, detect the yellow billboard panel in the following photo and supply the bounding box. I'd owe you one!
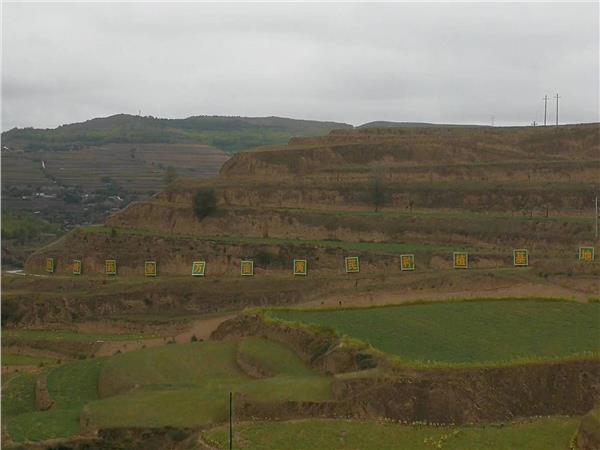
[400,254,415,271]
[46,258,55,273]
[513,249,528,267]
[73,259,82,275]
[293,259,307,276]
[453,252,468,269]
[579,247,595,262]
[105,259,117,275]
[145,261,157,277]
[192,261,206,277]
[241,260,254,276]
[345,256,360,273]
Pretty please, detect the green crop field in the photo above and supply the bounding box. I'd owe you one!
[2,358,105,442]
[2,372,37,417]
[1,338,332,442]
[204,417,579,450]
[88,339,331,429]
[269,299,600,366]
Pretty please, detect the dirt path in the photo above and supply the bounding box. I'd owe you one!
[94,313,236,357]
[299,280,589,309]
[174,314,237,343]
[196,432,219,450]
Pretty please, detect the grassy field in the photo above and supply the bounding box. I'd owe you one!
[87,339,331,429]
[1,372,37,417]
[2,358,105,442]
[237,336,318,377]
[203,417,579,450]
[1,338,331,442]
[269,299,600,366]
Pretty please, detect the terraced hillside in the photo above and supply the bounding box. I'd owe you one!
[5,122,600,448]
[24,124,599,281]
[1,114,353,256]
[1,143,229,227]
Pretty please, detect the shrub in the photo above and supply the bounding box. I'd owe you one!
[255,251,274,267]
[370,177,386,212]
[192,188,217,220]
[164,166,178,185]
[167,428,189,442]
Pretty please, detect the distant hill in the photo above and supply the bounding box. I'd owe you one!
[357,121,488,129]
[2,114,353,154]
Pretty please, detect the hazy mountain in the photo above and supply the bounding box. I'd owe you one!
[1,114,353,154]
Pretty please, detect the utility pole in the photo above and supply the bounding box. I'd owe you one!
[595,195,598,240]
[555,93,560,126]
[543,95,549,126]
[229,391,233,450]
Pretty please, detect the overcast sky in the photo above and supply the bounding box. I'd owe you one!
[1,2,598,130]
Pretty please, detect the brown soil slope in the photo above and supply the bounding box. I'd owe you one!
[18,125,600,322]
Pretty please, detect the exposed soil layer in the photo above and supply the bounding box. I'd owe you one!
[4,266,597,328]
[213,313,600,425]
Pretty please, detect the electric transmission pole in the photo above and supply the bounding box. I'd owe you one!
[594,195,598,240]
[229,391,233,450]
[555,93,560,126]
[543,95,549,126]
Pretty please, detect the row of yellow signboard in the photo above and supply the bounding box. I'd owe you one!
[44,247,595,275]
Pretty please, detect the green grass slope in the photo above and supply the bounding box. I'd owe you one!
[204,417,579,450]
[269,299,600,366]
[2,358,104,442]
[87,339,331,429]
[2,339,331,442]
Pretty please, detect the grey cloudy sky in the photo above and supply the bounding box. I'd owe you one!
[1,2,598,130]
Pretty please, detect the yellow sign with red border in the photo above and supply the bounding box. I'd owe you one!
[345,256,360,273]
[145,261,157,277]
[400,254,415,271]
[579,247,594,262]
[453,252,468,269]
[105,259,117,275]
[192,261,206,276]
[513,249,528,267]
[241,260,254,276]
[293,259,307,276]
